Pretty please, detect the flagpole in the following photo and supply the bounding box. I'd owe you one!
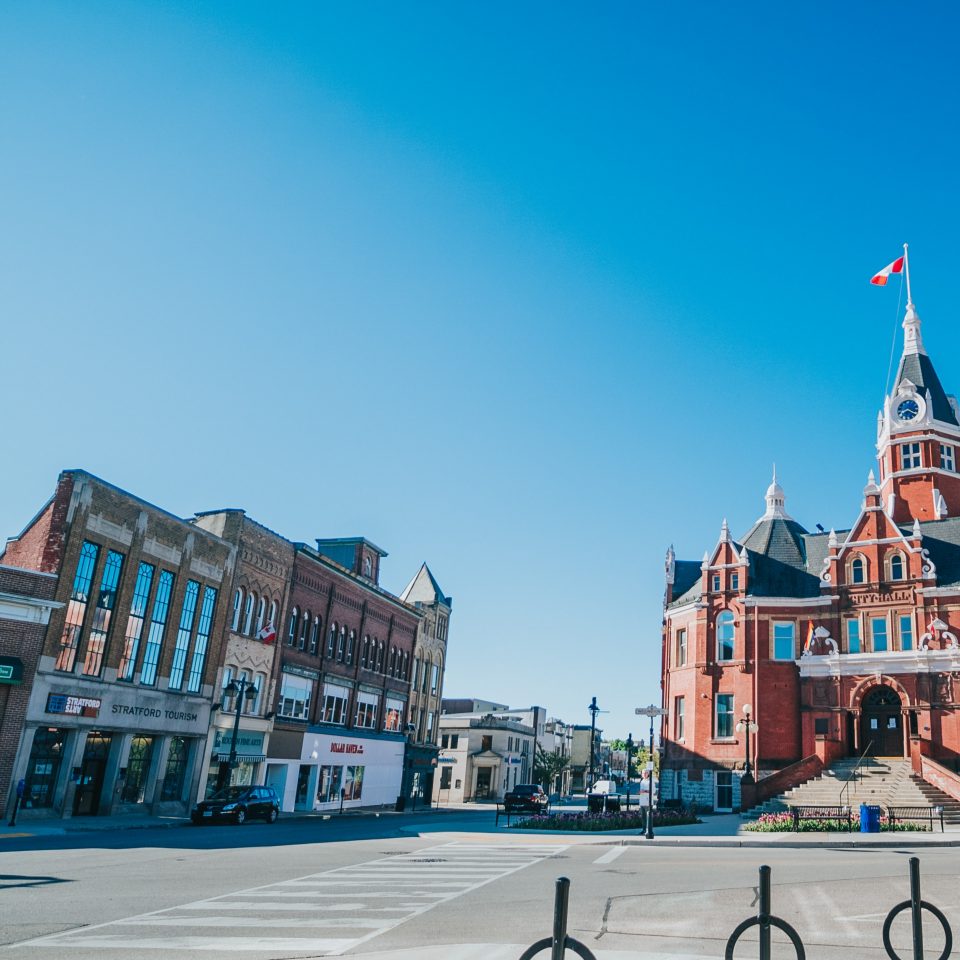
[903,242,912,305]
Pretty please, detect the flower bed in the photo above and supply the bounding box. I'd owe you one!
[743,812,927,832]
[511,808,700,832]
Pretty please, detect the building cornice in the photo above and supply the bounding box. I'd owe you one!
[0,592,63,624]
[799,648,960,677]
[741,596,837,608]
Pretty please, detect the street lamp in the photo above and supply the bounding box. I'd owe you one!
[624,733,634,812]
[635,704,667,840]
[736,703,759,785]
[222,677,258,787]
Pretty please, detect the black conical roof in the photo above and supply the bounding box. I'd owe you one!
[895,351,958,426]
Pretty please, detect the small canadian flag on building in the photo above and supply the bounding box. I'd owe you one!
[870,256,905,286]
[257,622,277,645]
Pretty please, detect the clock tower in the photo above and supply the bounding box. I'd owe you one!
[877,298,960,523]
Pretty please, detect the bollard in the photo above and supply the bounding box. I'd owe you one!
[725,865,805,960]
[882,856,952,960]
[517,877,597,960]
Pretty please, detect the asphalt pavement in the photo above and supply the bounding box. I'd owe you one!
[1,808,957,959]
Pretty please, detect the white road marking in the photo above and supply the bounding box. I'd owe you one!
[17,841,568,955]
[593,845,628,865]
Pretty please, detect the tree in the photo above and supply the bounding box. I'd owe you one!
[533,745,569,791]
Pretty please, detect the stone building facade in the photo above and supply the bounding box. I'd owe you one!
[1,471,234,819]
[192,510,294,796]
[662,296,960,811]
[399,563,452,803]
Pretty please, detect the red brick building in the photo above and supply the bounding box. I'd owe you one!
[661,299,960,811]
[0,564,61,815]
[265,538,420,812]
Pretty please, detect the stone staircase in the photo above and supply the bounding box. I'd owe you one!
[743,757,960,823]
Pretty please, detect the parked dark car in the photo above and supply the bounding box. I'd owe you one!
[191,785,280,825]
[503,783,549,813]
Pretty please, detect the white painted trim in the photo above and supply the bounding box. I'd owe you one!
[919,587,960,597]
[799,648,960,677]
[0,563,57,579]
[665,600,704,616]
[0,593,62,624]
[741,596,836,608]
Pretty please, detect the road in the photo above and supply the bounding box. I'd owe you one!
[1,810,957,959]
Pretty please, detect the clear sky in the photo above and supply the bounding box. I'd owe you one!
[2,3,959,743]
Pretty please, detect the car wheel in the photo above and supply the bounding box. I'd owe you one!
[235,808,246,825]
[266,807,278,823]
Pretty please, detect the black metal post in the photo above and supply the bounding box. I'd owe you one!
[223,676,256,786]
[645,714,655,839]
[588,697,598,789]
[551,876,570,960]
[340,786,346,814]
[625,734,633,812]
[909,856,924,960]
[7,793,21,827]
[758,864,771,960]
[742,709,754,785]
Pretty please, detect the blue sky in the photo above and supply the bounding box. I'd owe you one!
[2,3,959,742]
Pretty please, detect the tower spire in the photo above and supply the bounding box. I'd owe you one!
[901,243,926,357]
[763,467,790,519]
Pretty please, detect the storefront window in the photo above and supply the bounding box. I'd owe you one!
[121,735,155,803]
[23,728,67,808]
[343,765,364,801]
[160,736,189,802]
[317,764,343,804]
[321,683,350,724]
[356,692,379,729]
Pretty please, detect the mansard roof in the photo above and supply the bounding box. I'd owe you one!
[894,351,958,426]
[911,517,960,587]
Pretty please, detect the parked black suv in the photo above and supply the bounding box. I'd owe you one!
[503,783,549,813]
[191,785,280,825]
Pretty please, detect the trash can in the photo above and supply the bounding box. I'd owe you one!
[860,803,881,833]
[588,794,605,814]
[395,795,406,812]
[604,796,621,813]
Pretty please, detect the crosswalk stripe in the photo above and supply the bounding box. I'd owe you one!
[17,841,568,954]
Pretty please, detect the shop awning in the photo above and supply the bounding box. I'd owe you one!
[213,753,266,763]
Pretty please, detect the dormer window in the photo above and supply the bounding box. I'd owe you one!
[901,442,922,470]
[363,555,372,577]
[889,553,905,581]
[850,556,866,584]
[711,575,720,592]
[941,444,955,472]
[731,573,739,591]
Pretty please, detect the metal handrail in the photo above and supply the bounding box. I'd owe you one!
[839,740,874,808]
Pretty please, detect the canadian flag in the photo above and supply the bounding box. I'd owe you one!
[257,622,277,645]
[870,256,904,286]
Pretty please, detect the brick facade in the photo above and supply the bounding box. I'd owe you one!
[662,301,960,811]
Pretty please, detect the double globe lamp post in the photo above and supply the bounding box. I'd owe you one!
[736,703,759,785]
[222,676,258,786]
[635,704,667,839]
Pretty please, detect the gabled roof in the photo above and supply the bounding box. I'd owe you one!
[400,562,452,607]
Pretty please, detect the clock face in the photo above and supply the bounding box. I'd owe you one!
[897,399,920,421]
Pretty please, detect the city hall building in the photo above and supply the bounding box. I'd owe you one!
[661,297,960,811]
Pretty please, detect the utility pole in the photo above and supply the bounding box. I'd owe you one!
[588,696,599,788]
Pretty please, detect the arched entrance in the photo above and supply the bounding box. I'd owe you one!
[859,686,905,756]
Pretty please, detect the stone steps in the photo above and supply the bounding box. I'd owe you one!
[743,758,960,822]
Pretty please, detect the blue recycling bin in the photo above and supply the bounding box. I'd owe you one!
[860,803,881,833]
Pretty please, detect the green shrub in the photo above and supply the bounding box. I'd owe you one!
[511,808,700,831]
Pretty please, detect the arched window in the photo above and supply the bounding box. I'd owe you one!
[243,592,256,635]
[851,555,867,585]
[252,672,266,714]
[400,651,408,679]
[413,656,421,686]
[300,610,310,650]
[287,607,298,645]
[256,596,266,634]
[889,553,905,581]
[310,616,320,655]
[327,623,338,658]
[337,626,346,661]
[362,635,370,669]
[231,589,244,632]
[375,639,384,672]
[268,600,278,629]
[363,556,372,577]
[221,666,234,709]
[346,630,355,664]
[388,646,396,676]
[716,611,735,661]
